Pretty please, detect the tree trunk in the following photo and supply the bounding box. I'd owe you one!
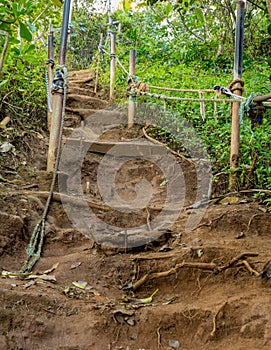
[266,0,271,21]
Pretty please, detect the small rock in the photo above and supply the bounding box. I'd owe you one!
[192,237,202,246]
[196,248,204,257]
[126,317,135,326]
[130,334,137,340]
[70,262,82,269]
[0,142,15,153]
[235,232,245,239]
[169,339,180,349]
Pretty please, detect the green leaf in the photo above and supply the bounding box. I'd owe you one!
[24,44,35,53]
[0,80,8,87]
[165,3,172,16]
[195,8,204,23]
[52,0,63,7]
[19,21,32,41]
[268,23,271,36]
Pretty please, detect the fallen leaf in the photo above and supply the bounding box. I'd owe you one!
[43,262,59,274]
[72,281,88,289]
[26,274,56,282]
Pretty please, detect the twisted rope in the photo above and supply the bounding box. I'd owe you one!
[134,90,242,103]
[18,66,68,274]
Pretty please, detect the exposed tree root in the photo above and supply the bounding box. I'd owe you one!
[142,126,194,165]
[210,301,228,338]
[132,261,217,290]
[22,191,112,212]
[132,252,259,291]
[11,190,178,214]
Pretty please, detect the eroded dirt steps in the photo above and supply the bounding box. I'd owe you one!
[1,69,271,350]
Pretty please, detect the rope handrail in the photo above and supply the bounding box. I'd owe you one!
[148,85,215,93]
[135,90,244,103]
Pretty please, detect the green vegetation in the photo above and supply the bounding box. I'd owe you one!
[0,0,63,129]
[95,1,271,191]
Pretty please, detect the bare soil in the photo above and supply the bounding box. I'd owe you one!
[1,69,271,350]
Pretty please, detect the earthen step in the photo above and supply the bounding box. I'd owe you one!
[65,107,126,122]
[64,138,162,156]
[68,69,94,79]
[67,86,97,97]
[66,94,108,109]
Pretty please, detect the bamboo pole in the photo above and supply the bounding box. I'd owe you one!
[47,0,71,172]
[128,49,136,129]
[229,0,245,191]
[47,24,54,131]
[94,33,103,94]
[108,0,116,101]
[109,31,116,101]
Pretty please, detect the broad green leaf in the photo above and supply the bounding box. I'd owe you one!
[0,80,8,88]
[122,0,131,10]
[165,3,172,16]
[195,8,204,23]
[52,0,63,7]
[9,37,20,45]
[19,20,32,41]
[24,44,35,53]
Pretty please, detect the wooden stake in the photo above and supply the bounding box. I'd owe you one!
[109,31,116,101]
[229,0,245,191]
[94,33,103,94]
[47,0,71,172]
[47,24,54,131]
[128,49,136,129]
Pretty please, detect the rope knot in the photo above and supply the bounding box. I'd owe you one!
[228,78,245,93]
[46,58,55,68]
[51,65,69,95]
[127,81,149,97]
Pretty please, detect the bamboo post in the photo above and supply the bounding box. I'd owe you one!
[108,0,116,101]
[128,49,136,129]
[47,24,54,130]
[109,30,116,101]
[94,33,103,94]
[47,0,71,172]
[229,0,245,191]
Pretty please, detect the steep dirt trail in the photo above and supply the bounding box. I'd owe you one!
[0,70,271,350]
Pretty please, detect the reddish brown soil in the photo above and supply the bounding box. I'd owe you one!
[1,69,271,350]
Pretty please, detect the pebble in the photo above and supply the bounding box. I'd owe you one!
[168,339,180,349]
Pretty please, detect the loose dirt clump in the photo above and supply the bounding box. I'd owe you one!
[1,69,271,350]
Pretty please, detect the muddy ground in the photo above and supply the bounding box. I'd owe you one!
[1,70,271,350]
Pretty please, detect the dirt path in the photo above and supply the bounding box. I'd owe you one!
[1,70,271,350]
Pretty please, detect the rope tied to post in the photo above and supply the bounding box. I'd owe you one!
[46,58,55,69]
[228,78,245,93]
[127,80,149,97]
[51,65,69,95]
[239,93,256,122]
[13,65,69,275]
[45,58,55,113]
